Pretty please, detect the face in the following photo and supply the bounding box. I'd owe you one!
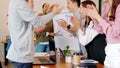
[28,0,34,9]
[67,0,76,12]
[43,3,50,13]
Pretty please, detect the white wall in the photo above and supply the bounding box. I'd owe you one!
[0,0,99,62]
[0,0,9,62]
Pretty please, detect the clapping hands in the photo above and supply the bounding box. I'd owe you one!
[51,4,64,14]
[58,20,68,29]
[71,16,82,30]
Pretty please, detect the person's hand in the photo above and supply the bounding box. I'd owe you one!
[38,25,47,32]
[58,20,68,28]
[82,5,102,22]
[49,31,60,36]
[70,16,82,30]
[34,25,47,33]
[51,4,64,14]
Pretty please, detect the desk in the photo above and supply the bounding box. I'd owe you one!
[33,54,104,68]
[1,40,8,65]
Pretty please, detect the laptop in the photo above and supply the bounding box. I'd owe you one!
[33,39,56,65]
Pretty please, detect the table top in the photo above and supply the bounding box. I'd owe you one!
[1,40,8,44]
[33,54,104,68]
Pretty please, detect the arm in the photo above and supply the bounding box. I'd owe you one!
[16,0,61,27]
[96,5,120,37]
[58,19,77,35]
[85,5,120,38]
[34,25,47,33]
[101,3,111,19]
[99,5,120,37]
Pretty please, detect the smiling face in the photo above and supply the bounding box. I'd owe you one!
[42,3,50,14]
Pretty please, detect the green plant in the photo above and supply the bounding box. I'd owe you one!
[65,45,71,56]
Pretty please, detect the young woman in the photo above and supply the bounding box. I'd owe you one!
[35,3,58,52]
[83,0,120,67]
[71,0,106,64]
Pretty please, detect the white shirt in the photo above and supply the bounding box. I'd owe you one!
[7,0,55,63]
[77,21,99,46]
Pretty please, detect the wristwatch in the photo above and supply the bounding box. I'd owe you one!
[67,24,71,29]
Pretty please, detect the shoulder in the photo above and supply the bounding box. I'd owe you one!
[116,4,120,17]
[116,4,120,11]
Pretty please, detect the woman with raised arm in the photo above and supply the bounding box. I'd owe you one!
[83,0,120,68]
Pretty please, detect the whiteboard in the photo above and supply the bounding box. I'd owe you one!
[53,12,80,51]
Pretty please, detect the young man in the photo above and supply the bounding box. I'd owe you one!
[6,0,62,68]
[58,0,88,58]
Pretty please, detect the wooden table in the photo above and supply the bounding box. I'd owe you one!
[33,54,104,68]
[1,40,8,65]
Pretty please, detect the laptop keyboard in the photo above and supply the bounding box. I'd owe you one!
[39,59,51,63]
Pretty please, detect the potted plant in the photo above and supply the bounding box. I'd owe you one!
[65,45,72,63]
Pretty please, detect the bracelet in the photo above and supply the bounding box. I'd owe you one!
[67,25,71,29]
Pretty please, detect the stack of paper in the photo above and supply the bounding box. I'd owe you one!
[34,52,50,57]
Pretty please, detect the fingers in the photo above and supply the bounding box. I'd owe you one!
[52,4,64,14]
[92,5,96,10]
[58,19,68,28]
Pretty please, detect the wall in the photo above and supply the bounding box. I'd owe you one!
[0,0,9,62]
[0,0,99,62]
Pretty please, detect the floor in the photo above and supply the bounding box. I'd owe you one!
[1,62,13,68]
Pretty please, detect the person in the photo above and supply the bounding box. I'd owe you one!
[83,0,120,67]
[58,0,87,58]
[0,61,2,68]
[6,0,62,68]
[70,0,106,64]
[6,0,34,52]
[35,3,58,52]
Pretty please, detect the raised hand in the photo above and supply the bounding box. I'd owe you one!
[52,4,64,14]
[49,31,60,36]
[70,16,81,30]
[58,20,68,28]
[83,5,102,22]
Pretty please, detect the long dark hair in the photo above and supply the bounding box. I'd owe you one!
[109,0,120,21]
[81,0,96,28]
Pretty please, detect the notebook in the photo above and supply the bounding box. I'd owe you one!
[33,39,56,65]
